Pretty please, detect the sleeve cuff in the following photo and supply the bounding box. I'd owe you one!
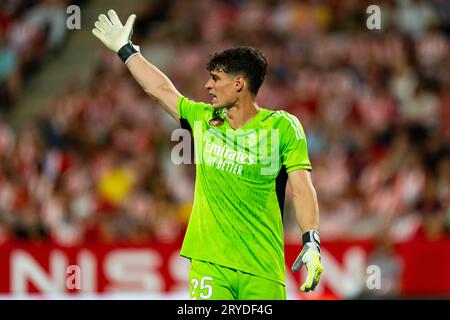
[286,164,312,173]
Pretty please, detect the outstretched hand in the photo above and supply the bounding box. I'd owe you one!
[92,9,136,53]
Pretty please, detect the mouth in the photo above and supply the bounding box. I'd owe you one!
[209,92,217,104]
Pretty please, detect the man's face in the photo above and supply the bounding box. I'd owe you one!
[204,69,239,108]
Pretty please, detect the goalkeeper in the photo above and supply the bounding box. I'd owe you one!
[92,10,322,300]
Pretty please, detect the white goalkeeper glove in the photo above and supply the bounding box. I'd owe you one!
[291,230,323,292]
[92,9,139,63]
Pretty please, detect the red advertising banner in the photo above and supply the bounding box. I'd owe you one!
[0,238,449,298]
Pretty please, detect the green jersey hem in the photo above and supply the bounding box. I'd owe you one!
[181,253,286,286]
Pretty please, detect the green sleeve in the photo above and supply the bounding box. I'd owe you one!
[178,96,213,131]
[280,114,312,173]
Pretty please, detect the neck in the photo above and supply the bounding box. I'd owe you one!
[226,96,260,129]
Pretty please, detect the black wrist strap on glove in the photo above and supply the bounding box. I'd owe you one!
[302,230,321,252]
[117,41,140,64]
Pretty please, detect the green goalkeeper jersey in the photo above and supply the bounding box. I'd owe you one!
[178,96,311,285]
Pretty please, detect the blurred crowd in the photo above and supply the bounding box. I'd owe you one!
[0,0,449,247]
[0,0,86,111]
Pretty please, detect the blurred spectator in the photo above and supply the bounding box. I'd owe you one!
[26,0,67,53]
[0,28,21,110]
[415,174,448,239]
[0,0,84,111]
[395,0,437,37]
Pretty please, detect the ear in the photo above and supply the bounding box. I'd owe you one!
[234,75,244,92]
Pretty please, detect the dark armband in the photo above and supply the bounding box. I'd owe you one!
[117,41,141,64]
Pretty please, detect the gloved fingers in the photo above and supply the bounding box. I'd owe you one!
[300,265,314,292]
[108,9,123,27]
[99,14,113,28]
[124,14,136,33]
[92,28,107,43]
[94,21,108,34]
[311,272,321,291]
[300,262,322,292]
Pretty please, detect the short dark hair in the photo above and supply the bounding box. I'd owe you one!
[207,46,267,96]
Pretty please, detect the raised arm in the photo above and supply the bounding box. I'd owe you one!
[92,9,181,122]
[125,55,181,121]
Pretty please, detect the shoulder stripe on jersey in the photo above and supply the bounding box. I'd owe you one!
[274,111,302,140]
[285,113,304,139]
[274,112,300,139]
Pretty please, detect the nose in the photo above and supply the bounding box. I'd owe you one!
[205,78,213,90]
